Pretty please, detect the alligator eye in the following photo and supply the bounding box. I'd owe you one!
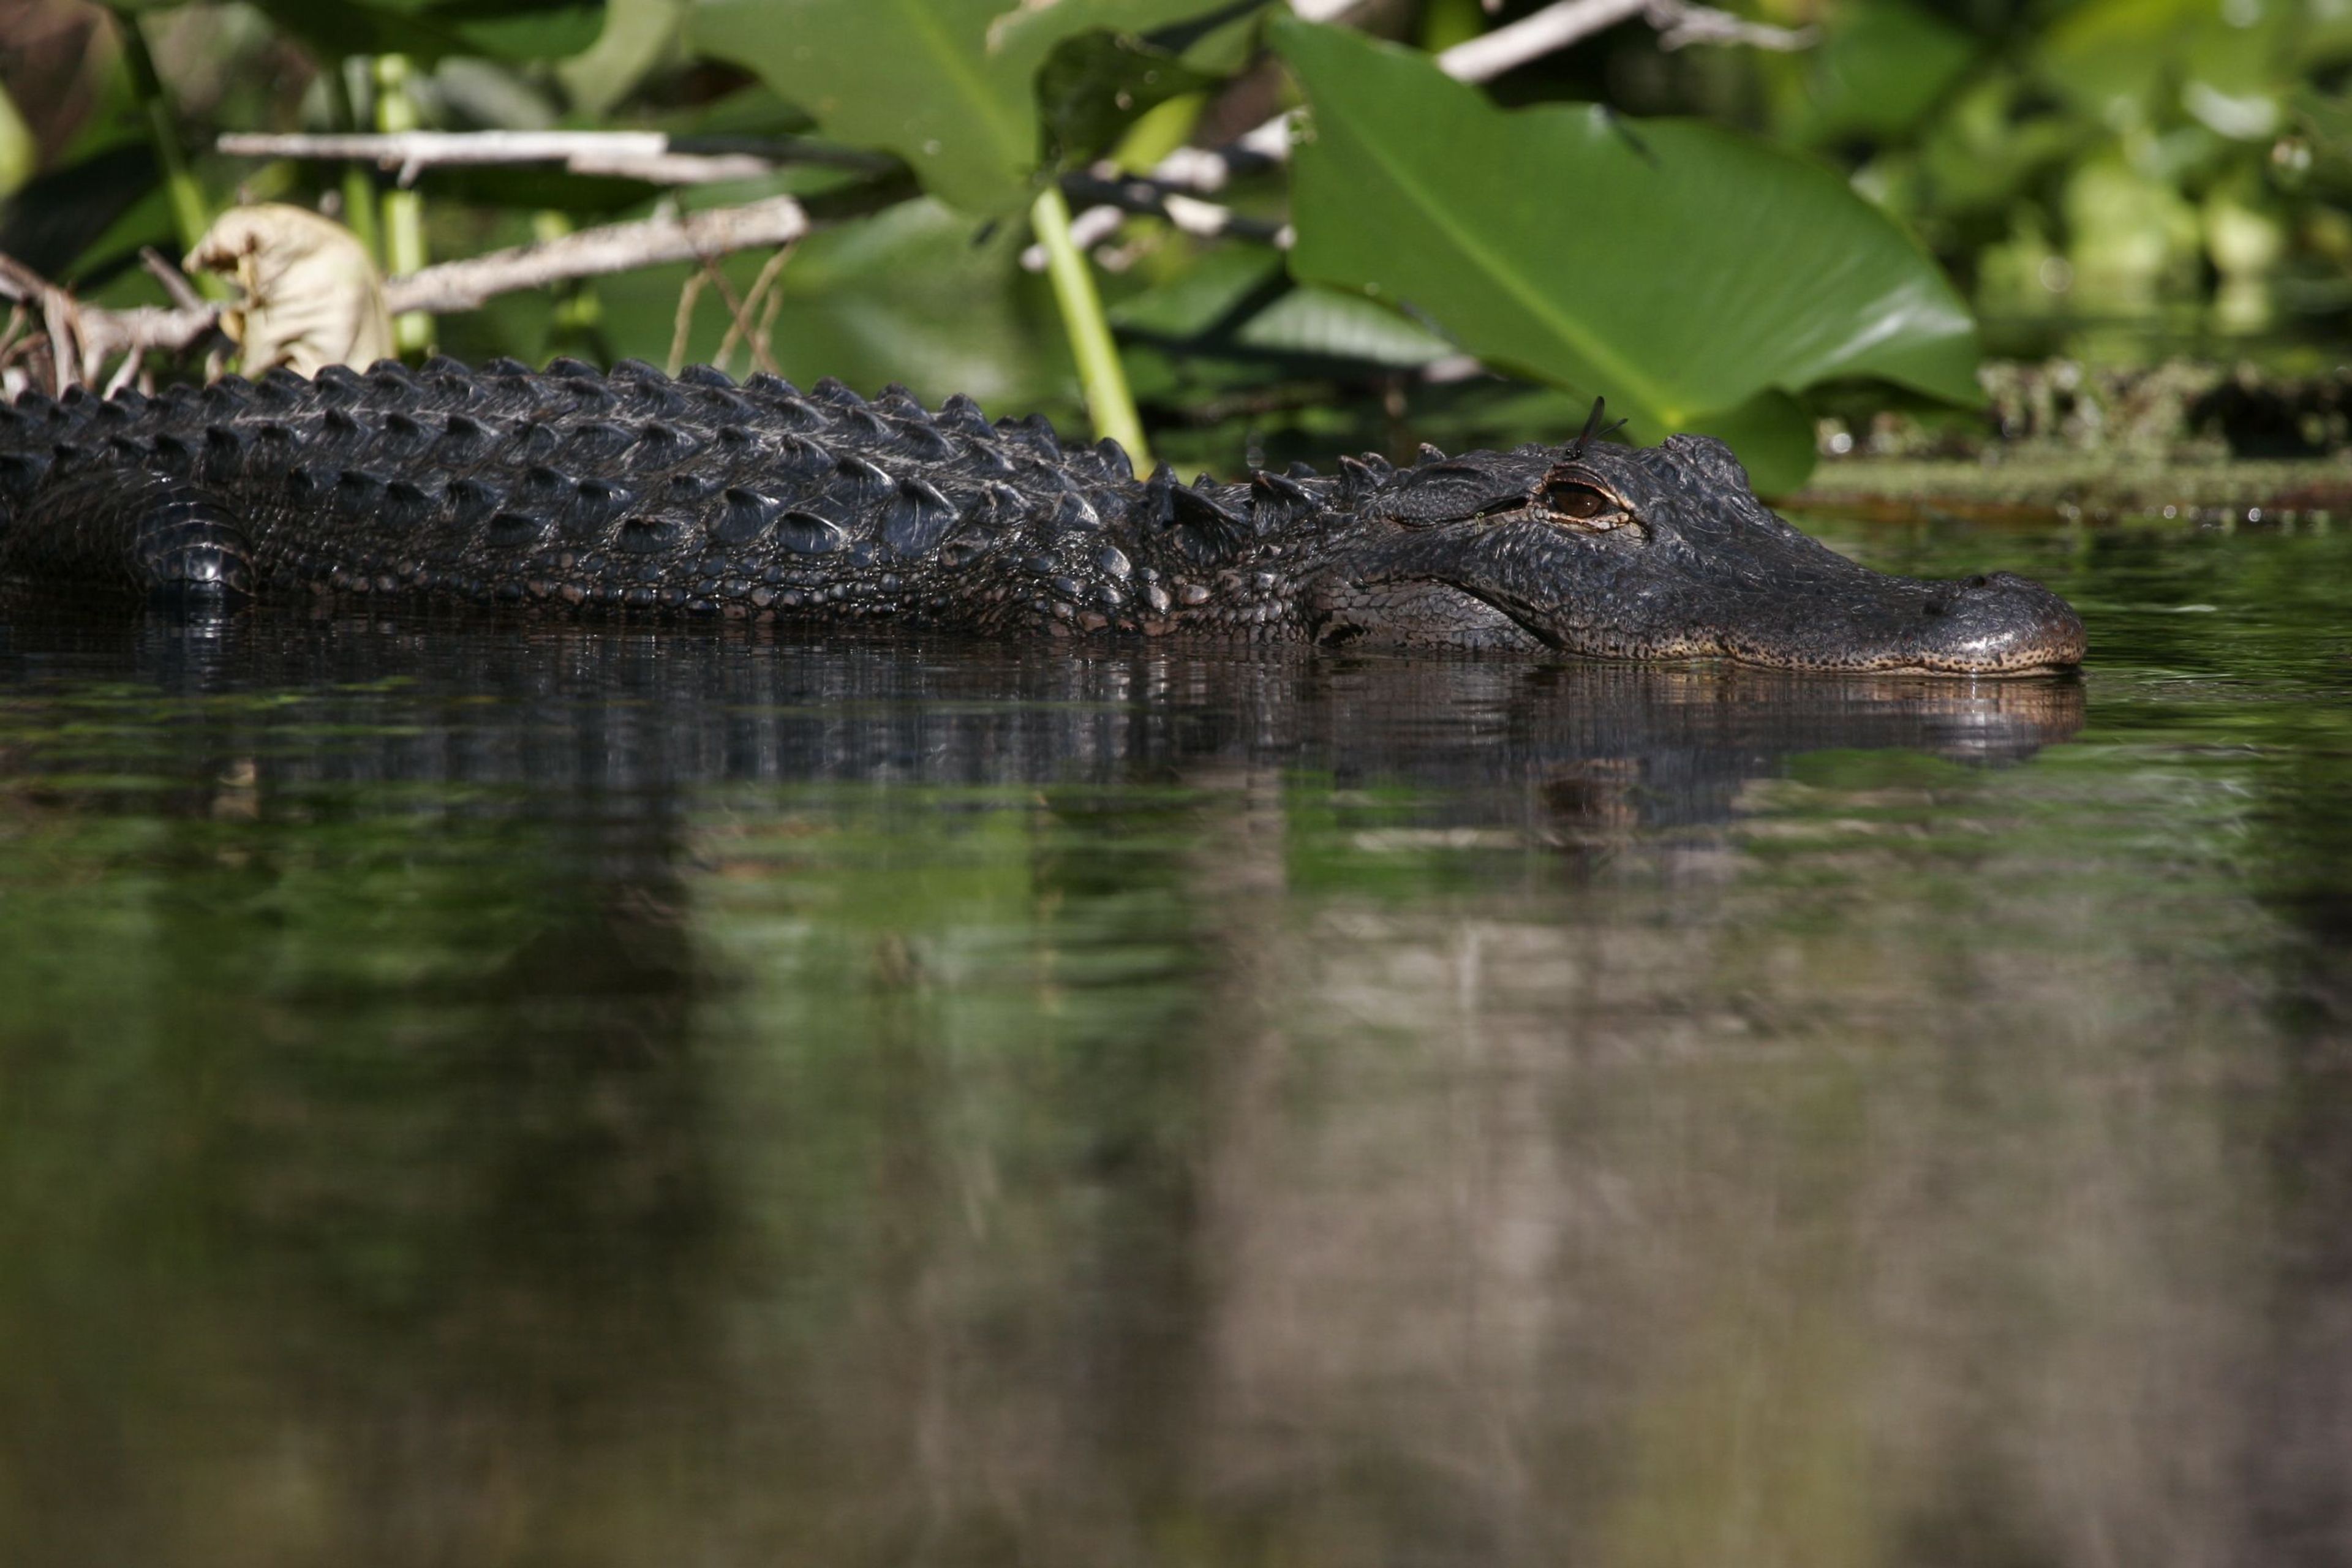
[1542,480,1630,530]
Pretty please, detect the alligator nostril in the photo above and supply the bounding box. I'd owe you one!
[1967,575,1989,589]
[1922,599,1947,617]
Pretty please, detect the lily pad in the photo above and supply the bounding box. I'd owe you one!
[1273,18,1981,488]
[692,0,1243,215]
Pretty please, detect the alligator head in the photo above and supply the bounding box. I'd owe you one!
[1306,423,2086,674]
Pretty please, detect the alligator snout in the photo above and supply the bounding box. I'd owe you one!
[1910,570,2086,674]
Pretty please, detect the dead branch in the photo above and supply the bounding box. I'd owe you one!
[381,194,809,315]
[216,129,892,186]
[0,193,812,390]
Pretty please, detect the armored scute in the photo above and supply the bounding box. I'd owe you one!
[0,356,2084,673]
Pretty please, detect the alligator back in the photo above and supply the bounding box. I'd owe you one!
[0,356,1281,632]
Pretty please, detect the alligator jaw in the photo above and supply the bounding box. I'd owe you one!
[1627,568,2092,676]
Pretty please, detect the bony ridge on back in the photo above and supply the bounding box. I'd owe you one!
[0,358,2086,674]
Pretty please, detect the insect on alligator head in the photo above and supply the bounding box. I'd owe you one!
[1309,404,2087,674]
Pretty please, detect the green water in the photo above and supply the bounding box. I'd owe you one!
[2,513,2348,1567]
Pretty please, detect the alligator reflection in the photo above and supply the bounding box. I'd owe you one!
[16,606,2083,802]
[0,610,2154,1568]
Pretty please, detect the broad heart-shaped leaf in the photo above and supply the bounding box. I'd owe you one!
[1274,18,1980,485]
[690,0,1242,215]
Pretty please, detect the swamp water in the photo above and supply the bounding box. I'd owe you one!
[0,509,2348,1567]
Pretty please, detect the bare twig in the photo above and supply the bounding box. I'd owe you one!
[668,270,705,375]
[104,345,144,398]
[216,129,891,186]
[695,252,785,377]
[0,192,812,390]
[382,194,810,315]
[0,252,215,390]
[713,247,793,375]
[1020,168,1289,270]
[138,246,208,311]
[1652,2,1817,51]
[1430,0,1651,86]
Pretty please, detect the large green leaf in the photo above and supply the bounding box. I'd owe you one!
[239,0,606,64]
[1273,18,1980,484]
[689,0,1242,214]
[1770,0,1979,148]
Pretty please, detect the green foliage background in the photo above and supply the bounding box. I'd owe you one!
[4,0,2351,487]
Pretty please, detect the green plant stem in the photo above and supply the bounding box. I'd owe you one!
[1031,183,1148,467]
[115,9,222,298]
[325,62,381,264]
[372,54,432,355]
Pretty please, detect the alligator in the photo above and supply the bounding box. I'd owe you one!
[0,356,2086,673]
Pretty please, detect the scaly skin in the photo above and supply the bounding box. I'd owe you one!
[0,355,2087,673]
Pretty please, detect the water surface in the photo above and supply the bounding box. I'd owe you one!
[2,512,2350,1567]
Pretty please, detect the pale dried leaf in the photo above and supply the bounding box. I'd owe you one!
[187,204,394,376]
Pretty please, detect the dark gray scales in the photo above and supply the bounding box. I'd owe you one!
[0,357,2087,673]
